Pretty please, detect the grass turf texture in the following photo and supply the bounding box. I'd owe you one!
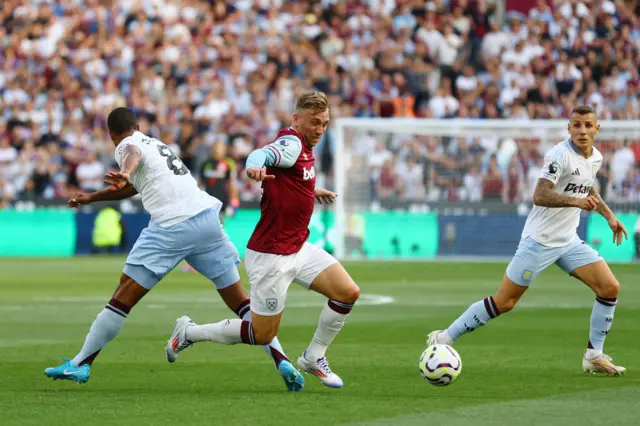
[1,257,639,425]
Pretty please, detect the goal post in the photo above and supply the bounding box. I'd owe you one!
[332,118,640,261]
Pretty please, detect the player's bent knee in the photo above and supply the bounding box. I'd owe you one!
[341,284,360,304]
[250,312,281,346]
[493,293,518,314]
[611,280,621,296]
[252,327,277,346]
[111,273,149,310]
[352,285,361,302]
[599,279,620,298]
[494,276,527,314]
[254,335,275,346]
[496,298,518,314]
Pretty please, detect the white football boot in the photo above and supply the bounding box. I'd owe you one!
[426,330,454,347]
[297,351,343,388]
[583,350,626,376]
[166,316,196,363]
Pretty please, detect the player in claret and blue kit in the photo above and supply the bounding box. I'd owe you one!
[427,105,628,376]
[168,92,360,389]
[44,107,298,390]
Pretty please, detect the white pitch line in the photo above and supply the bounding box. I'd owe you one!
[147,304,168,309]
[0,305,29,311]
[0,339,65,348]
[13,294,640,310]
[28,293,396,308]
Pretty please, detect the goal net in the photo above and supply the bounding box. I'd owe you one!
[332,118,640,261]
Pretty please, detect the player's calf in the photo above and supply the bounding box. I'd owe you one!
[184,318,256,345]
[230,298,291,370]
[492,294,517,314]
[433,296,502,344]
[248,311,282,346]
[492,275,528,314]
[285,269,358,389]
[182,312,281,347]
[431,276,526,345]
[61,275,147,369]
[304,263,359,362]
[252,324,278,346]
[572,262,621,354]
[67,296,132,368]
[44,290,139,383]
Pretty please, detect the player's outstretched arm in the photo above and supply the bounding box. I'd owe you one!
[589,187,628,245]
[533,178,598,210]
[245,147,276,181]
[67,183,138,208]
[245,136,302,181]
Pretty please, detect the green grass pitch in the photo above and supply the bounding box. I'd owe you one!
[1,257,639,425]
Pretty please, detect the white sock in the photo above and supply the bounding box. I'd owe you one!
[446,297,500,340]
[305,300,353,360]
[186,319,254,345]
[71,305,127,366]
[588,296,617,353]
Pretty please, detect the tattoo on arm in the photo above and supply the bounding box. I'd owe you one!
[533,179,579,208]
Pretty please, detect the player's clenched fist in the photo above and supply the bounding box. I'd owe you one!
[246,167,275,182]
[577,195,599,211]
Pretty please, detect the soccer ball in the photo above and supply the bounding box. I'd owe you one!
[418,344,462,386]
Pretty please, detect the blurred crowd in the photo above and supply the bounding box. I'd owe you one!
[351,133,640,206]
[1,0,640,208]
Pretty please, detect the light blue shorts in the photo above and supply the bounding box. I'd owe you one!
[123,208,240,290]
[506,236,602,287]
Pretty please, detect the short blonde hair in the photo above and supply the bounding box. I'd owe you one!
[295,91,329,114]
[571,105,596,117]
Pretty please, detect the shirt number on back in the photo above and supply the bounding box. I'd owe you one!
[157,145,189,176]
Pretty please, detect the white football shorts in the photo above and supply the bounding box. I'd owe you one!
[244,242,338,316]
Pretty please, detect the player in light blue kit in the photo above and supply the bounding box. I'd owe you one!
[427,106,628,376]
[44,107,304,391]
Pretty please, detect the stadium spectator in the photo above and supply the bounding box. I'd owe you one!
[482,154,504,201]
[503,162,524,204]
[462,165,484,202]
[76,151,105,193]
[397,156,426,202]
[0,176,14,208]
[376,158,400,201]
[0,0,639,209]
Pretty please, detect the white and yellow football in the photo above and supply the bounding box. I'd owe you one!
[418,344,462,386]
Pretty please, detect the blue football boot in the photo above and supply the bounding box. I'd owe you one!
[44,358,91,384]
